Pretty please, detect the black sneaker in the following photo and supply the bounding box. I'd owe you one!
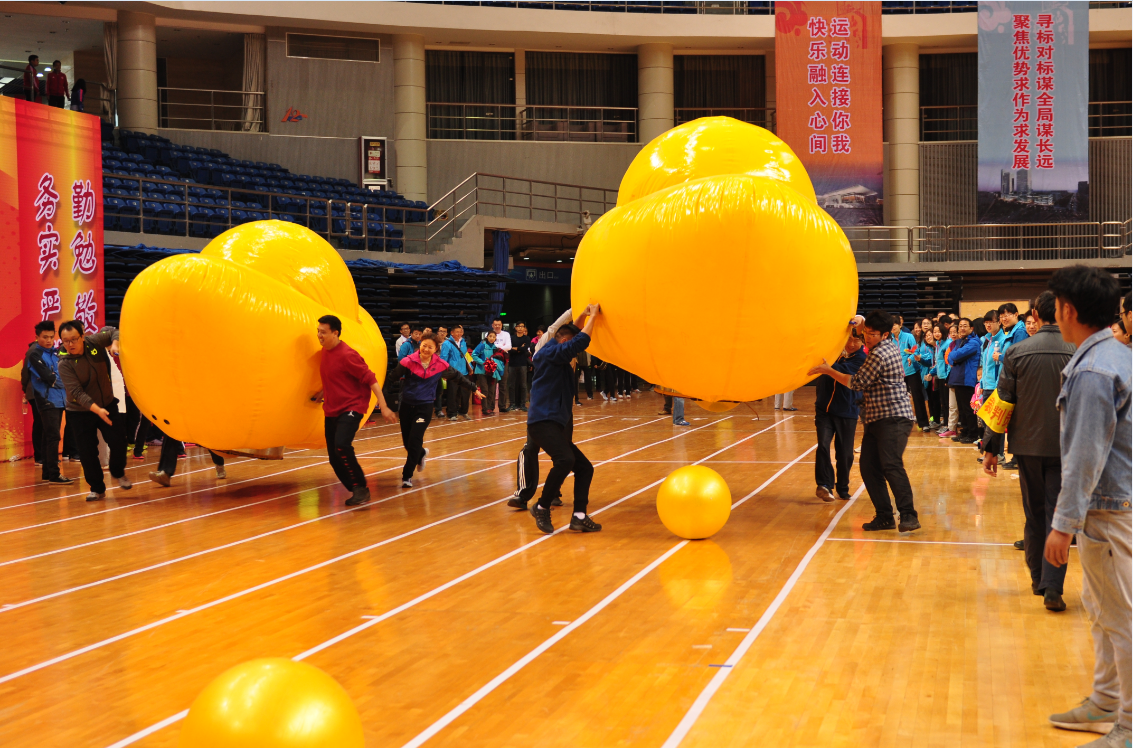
[550,497,563,507]
[862,515,896,531]
[569,514,602,532]
[44,476,74,484]
[506,494,528,510]
[898,513,921,532]
[530,503,554,534]
[1014,540,1025,550]
[1002,458,1018,470]
[345,486,371,506]
[1044,590,1067,612]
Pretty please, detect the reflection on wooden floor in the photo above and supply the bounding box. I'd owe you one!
[0,390,1094,747]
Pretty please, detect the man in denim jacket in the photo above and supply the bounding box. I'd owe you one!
[1043,266,1131,748]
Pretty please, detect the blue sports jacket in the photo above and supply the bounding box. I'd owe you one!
[935,339,953,380]
[440,337,469,375]
[528,332,591,428]
[815,347,866,419]
[26,344,66,408]
[947,334,981,387]
[897,329,918,376]
[980,329,1005,391]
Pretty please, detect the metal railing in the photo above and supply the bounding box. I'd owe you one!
[522,105,637,142]
[425,103,637,141]
[158,88,265,132]
[424,172,619,250]
[1089,101,1132,137]
[920,102,1133,141]
[675,107,775,130]
[847,221,1132,263]
[427,102,518,140]
[103,174,429,253]
[920,105,977,142]
[879,1,976,12]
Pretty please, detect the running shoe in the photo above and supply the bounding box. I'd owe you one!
[401,478,413,488]
[862,515,896,531]
[215,465,226,479]
[148,470,171,487]
[86,491,105,502]
[569,514,602,532]
[118,475,132,490]
[345,486,371,506]
[898,513,921,532]
[816,486,835,502]
[530,503,554,534]
[417,448,429,473]
[44,476,74,484]
[1049,698,1117,734]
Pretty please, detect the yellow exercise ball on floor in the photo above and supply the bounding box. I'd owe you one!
[178,658,364,748]
[656,466,732,540]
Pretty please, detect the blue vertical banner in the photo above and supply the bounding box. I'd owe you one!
[977,1,1089,223]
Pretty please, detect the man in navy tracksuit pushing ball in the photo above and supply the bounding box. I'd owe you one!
[526,303,602,535]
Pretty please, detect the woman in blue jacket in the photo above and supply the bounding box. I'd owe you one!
[440,324,471,420]
[934,325,955,436]
[472,331,504,416]
[915,327,939,427]
[945,318,981,442]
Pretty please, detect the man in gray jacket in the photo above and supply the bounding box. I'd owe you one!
[58,320,132,501]
[982,291,1075,612]
[1042,267,1131,748]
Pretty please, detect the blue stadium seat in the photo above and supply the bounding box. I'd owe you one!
[103,197,122,231]
[119,200,141,232]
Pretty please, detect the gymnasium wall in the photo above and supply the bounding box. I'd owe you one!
[425,140,640,202]
[156,128,361,183]
[264,28,397,143]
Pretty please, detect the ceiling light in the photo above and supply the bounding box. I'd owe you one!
[556,259,563,263]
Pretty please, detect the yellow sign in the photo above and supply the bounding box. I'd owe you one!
[977,390,1015,434]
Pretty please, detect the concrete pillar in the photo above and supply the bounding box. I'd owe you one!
[393,34,427,202]
[637,43,674,144]
[763,50,775,132]
[116,11,157,133]
[883,43,920,229]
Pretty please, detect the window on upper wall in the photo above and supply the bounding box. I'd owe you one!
[1089,48,1131,137]
[426,51,516,140]
[523,52,639,142]
[674,55,767,129]
[919,52,977,142]
[285,34,380,63]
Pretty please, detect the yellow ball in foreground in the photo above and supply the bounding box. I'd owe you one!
[656,466,732,540]
[178,658,364,748]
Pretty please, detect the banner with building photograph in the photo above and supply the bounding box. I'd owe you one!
[775,1,883,227]
[978,1,1089,223]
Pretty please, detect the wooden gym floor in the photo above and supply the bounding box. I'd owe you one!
[0,389,1096,747]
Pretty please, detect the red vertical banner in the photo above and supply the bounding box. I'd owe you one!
[775,1,883,226]
[0,99,103,461]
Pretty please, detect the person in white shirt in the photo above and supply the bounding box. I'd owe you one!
[394,323,411,360]
[491,318,512,411]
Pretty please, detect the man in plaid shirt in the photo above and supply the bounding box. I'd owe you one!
[810,310,921,532]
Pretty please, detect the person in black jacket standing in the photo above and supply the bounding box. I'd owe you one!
[981,291,1076,612]
[814,329,866,501]
[506,322,532,412]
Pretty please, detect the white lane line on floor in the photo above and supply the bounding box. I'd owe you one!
[0,419,531,514]
[0,419,542,539]
[399,541,690,748]
[395,421,800,748]
[659,482,866,748]
[0,417,676,682]
[731,442,816,509]
[98,417,783,747]
[826,537,1020,547]
[725,628,750,633]
[0,418,636,605]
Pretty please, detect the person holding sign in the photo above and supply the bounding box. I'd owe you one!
[980,291,1075,613]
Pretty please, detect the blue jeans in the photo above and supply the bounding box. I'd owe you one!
[672,398,685,423]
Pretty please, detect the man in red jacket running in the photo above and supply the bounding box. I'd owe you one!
[312,314,396,506]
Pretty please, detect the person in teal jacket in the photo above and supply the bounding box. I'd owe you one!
[978,310,1005,396]
[935,325,956,436]
[472,331,504,415]
[441,325,471,420]
[894,316,930,430]
[918,331,940,426]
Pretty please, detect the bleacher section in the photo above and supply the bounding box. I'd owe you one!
[101,131,431,251]
[103,245,508,376]
[856,274,960,321]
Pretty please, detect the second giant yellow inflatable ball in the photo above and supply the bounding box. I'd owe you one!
[571,117,857,404]
[178,658,365,748]
[656,466,732,540]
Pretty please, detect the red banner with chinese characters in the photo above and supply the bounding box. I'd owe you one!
[775,1,883,226]
[0,97,103,461]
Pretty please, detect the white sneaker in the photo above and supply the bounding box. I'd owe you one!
[117,475,133,490]
[600,392,608,400]
[401,478,413,488]
[417,448,429,473]
[215,465,227,479]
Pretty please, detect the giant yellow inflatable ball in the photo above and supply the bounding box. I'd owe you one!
[617,116,817,206]
[571,117,857,403]
[656,466,732,540]
[178,658,364,748]
[120,221,386,451]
